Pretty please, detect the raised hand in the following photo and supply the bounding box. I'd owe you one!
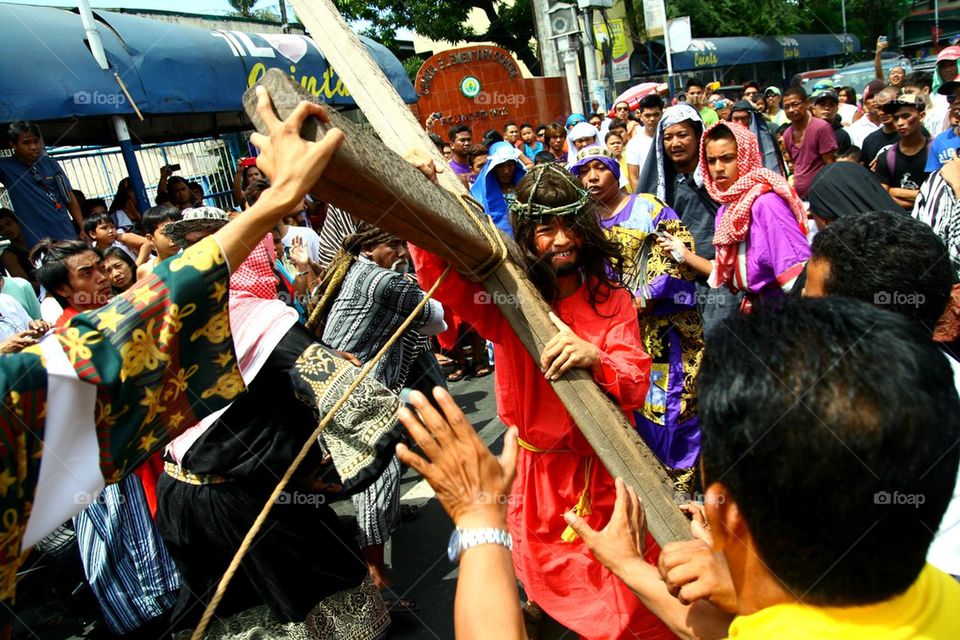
[562,477,648,575]
[395,387,518,528]
[248,85,344,216]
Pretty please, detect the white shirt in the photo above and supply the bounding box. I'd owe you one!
[837,103,859,128]
[845,116,881,149]
[624,130,655,171]
[0,293,32,340]
[926,100,949,139]
[281,224,321,265]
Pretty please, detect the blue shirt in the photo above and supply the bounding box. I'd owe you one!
[0,154,76,247]
[926,127,960,173]
[523,141,544,161]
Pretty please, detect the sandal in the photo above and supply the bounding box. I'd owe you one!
[446,368,467,382]
[473,364,494,378]
[435,353,454,367]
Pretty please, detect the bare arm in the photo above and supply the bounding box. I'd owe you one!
[134,238,153,266]
[658,233,714,278]
[564,485,734,640]
[117,230,148,253]
[628,163,640,193]
[157,166,170,197]
[233,165,246,208]
[888,187,919,208]
[396,389,526,640]
[874,39,887,80]
[820,152,836,165]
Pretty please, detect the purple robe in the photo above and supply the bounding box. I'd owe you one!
[602,194,705,473]
[715,191,810,298]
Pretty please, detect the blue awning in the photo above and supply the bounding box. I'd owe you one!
[0,2,416,126]
[670,34,860,72]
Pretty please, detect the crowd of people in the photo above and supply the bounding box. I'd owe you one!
[0,49,959,640]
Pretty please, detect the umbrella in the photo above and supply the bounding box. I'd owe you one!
[608,82,666,116]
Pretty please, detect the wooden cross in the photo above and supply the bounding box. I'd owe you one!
[243,0,692,546]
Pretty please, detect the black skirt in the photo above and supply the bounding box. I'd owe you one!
[157,473,367,630]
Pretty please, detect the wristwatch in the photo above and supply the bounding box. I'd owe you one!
[447,527,512,564]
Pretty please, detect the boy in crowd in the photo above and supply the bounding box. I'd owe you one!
[82,213,148,263]
[136,205,182,279]
[875,95,930,210]
[519,123,544,161]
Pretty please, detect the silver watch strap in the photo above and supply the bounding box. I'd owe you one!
[458,527,513,554]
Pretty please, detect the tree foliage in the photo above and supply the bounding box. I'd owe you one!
[334,0,540,74]
[403,56,427,83]
[227,0,258,17]
[661,0,912,56]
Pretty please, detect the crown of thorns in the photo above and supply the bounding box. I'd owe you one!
[508,163,592,218]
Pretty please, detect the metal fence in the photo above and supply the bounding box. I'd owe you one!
[52,135,248,211]
[0,134,250,213]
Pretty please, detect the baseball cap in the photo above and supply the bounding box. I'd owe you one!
[764,86,781,96]
[937,45,960,64]
[881,95,926,113]
[812,90,840,104]
[938,80,960,96]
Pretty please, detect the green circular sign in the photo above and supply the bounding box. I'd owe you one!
[460,76,481,98]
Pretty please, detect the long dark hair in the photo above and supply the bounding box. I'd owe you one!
[510,165,624,308]
[109,177,133,213]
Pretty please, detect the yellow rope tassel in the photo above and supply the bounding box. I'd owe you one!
[561,457,594,543]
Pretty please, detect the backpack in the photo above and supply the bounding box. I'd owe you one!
[886,139,933,180]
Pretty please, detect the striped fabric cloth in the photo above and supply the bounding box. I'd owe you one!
[317,205,357,269]
[73,474,180,634]
[914,171,960,279]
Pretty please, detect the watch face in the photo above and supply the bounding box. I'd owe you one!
[447,528,461,563]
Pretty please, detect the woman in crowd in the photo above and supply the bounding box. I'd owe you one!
[102,246,138,294]
[108,177,142,231]
[659,122,810,307]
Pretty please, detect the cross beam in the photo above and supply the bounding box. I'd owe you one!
[243,3,692,545]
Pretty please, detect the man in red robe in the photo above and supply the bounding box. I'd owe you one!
[409,164,672,639]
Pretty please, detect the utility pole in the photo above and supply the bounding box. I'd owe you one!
[579,8,603,112]
[279,0,290,34]
[560,37,585,113]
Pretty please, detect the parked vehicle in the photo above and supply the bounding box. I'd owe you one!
[791,69,837,91]
[832,55,912,97]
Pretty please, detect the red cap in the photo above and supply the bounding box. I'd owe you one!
[937,45,960,63]
[239,156,258,168]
